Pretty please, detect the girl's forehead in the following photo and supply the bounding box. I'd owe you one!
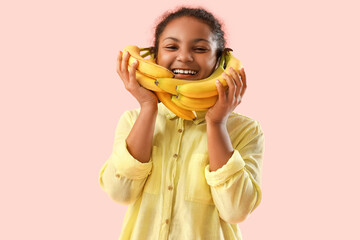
[160,16,214,42]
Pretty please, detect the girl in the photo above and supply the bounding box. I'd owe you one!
[99,7,264,240]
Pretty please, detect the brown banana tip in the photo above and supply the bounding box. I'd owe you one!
[155,80,159,85]
[192,117,197,121]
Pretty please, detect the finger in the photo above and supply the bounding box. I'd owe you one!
[129,59,139,86]
[121,51,130,81]
[215,79,226,103]
[239,67,247,97]
[222,72,235,100]
[229,67,242,98]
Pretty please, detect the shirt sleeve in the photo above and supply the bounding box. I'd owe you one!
[99,110,153,205]
[204,120,264,224]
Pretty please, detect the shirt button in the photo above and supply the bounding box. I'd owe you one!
[165,219,169,224]
[173,154,178,158]
[178,129,183,133]
[115,173,120,178]
[168,185,173,190]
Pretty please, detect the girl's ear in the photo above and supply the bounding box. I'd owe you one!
[213,56,220,70]
[215,57,220,68]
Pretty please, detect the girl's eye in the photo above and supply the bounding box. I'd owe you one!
[194,48,207,52]
[165,46,177,50]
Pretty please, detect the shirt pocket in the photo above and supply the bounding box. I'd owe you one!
[143,146,161,195]
[185,153,214,205]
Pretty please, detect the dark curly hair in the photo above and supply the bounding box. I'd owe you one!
[152,7,226,60]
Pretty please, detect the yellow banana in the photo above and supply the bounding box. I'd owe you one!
[171,95,208,111]
[176,94,218,109]
[155,92,196,121]
[123,45,174,79]
[154,53,226,95]
[176,50,243,98]
[134,70,166,92]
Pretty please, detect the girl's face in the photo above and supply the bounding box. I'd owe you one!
[156,16,218,80]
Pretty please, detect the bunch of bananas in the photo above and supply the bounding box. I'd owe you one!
[122,45,243,120]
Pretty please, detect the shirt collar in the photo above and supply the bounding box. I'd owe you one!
[158,102,207,125]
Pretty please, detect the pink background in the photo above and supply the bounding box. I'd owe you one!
[1,0,359,239]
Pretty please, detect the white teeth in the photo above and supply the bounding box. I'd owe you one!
[172,69,197,75]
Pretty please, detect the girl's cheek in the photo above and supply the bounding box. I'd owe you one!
[157,53,173,68]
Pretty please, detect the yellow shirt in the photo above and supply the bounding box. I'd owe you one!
[99,102,265,240]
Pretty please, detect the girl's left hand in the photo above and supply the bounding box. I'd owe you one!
[205,67,247,124]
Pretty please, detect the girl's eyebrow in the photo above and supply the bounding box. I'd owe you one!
[163,37,210,43]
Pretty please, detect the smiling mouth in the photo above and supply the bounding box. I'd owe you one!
[172,69,198,75]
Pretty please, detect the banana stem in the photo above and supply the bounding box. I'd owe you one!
[140,47,155,59]
[140,50,151,58]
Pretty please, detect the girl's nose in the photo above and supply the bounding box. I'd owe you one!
[176,49,193,62]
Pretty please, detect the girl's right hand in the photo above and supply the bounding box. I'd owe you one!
[117,51,158,109]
